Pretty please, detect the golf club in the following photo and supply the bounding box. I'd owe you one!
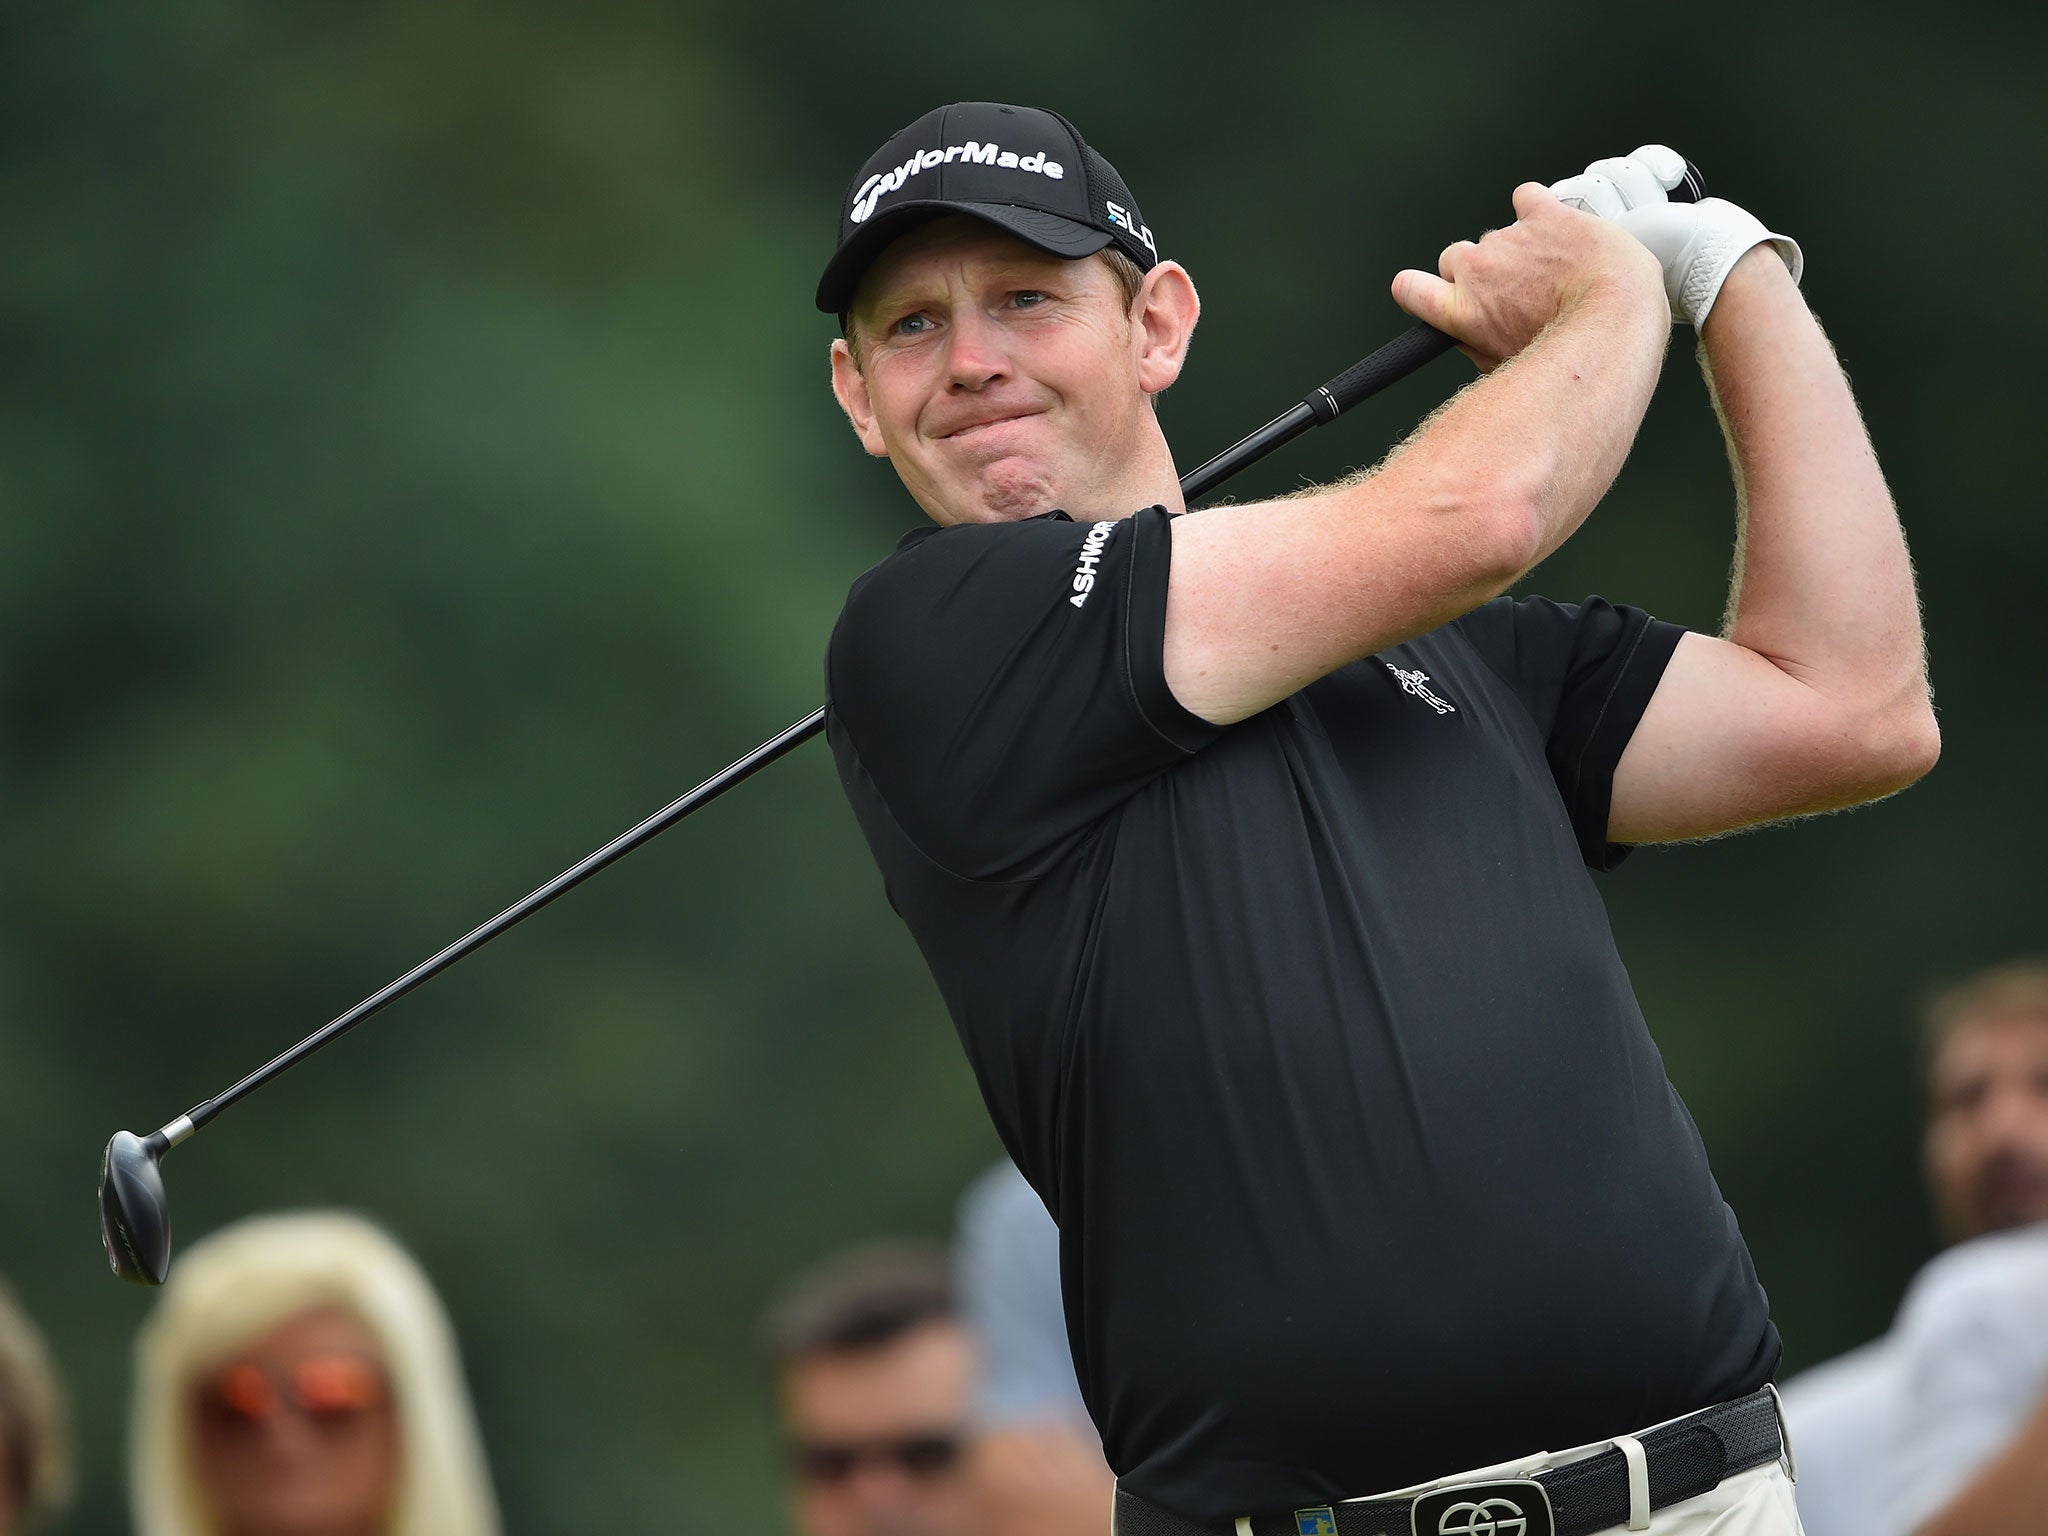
[100,150,1706,1284]
[95,319,1457,1283]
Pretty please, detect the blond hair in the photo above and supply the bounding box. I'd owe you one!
[0,1277,71,1529]
[130,1211,501,1536]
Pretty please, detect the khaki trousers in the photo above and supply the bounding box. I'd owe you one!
[1636,1462,1802,1534]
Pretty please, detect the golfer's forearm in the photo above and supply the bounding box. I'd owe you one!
[1163,272,1666,724]
[1702,250,1936,763]
[1367,278,1669,574]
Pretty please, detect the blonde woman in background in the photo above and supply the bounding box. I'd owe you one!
[0,1276,71,1534]
[130,1211,500,1536]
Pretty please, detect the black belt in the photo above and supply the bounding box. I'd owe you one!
[1113,1387,1783,1536]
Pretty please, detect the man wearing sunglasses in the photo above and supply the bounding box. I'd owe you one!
[763,1244,983,1536]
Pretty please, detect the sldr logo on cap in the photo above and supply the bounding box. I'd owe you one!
[850,141,1065,224]
[1104,199,1155,257]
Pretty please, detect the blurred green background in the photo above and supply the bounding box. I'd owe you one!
[4,0,2044,1528]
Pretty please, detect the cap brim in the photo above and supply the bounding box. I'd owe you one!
[815,201,1113,315]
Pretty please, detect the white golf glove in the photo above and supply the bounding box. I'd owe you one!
[1550,146,1802,330]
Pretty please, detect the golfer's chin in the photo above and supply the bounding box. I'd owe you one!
[927,456,1065,526]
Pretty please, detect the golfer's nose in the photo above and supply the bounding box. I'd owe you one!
[943,309,1009,392]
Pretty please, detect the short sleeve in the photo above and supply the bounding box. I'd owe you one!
[826,508,1219,881]
[1454,594,1685,869]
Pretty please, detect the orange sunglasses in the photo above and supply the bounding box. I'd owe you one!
[198,1354,389,1429]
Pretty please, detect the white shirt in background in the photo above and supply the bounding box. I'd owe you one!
[1782,1220,2048,1536]
[1780,1336,1904,1536]
[1881,1221,2048,1532]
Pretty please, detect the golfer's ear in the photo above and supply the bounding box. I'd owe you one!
[830,338,889,458]
[1134,261,1198,398]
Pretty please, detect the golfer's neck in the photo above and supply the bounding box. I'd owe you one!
[1076,421,1184,521]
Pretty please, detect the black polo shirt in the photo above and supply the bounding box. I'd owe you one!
[825,507,1779,1522]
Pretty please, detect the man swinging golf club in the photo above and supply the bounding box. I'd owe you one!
[819,102,1937,1536]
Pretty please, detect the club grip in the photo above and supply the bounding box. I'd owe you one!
[1305,154,1702,427]
[1306,323,1459,423]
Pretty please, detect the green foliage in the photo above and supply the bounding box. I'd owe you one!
[3,1,2043,1528]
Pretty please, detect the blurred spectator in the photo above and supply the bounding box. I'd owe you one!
[129,1210,500,1536]
[954,1162,1112,1536]
[0,1277,71,1534]
[762,1242,981,1536]
[1783,960,2048,1536]
[1919,963,2048,1245]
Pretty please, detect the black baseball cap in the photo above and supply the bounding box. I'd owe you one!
[815,102,1159,316]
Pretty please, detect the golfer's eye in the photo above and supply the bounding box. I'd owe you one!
[1011,290,1049,309]
[890,312,936,337]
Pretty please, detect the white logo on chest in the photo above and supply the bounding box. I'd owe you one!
[1384,662,1456,714]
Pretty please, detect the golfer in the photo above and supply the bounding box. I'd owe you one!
[819,102,1936,1536]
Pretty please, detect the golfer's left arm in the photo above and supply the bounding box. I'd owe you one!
[1606,248,1939,842]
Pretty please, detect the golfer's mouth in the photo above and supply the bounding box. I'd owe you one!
[941,409,1047,441]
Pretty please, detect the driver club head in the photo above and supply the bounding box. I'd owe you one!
[99,1130,173,1285]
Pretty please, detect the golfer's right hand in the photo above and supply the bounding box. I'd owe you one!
[1391,183,1664,369]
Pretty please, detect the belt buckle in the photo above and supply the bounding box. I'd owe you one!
[1410,1479,1553,1536]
